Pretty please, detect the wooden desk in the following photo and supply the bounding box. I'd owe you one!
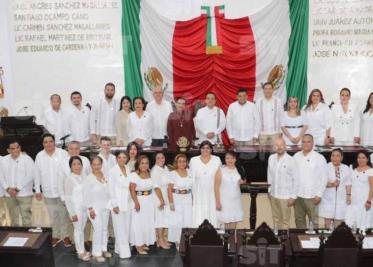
[289,230,373,267]
[0,227,54,267]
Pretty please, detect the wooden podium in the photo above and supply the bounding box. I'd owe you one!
[0,227,54,267]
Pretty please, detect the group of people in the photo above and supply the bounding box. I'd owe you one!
[39,82,373,150]
[1,81,373,262]
[0,135,245,263]
[268,135,373,232]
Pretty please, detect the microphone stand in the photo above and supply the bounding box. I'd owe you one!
[60,134,71,150]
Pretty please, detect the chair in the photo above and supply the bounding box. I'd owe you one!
[238,222,284,267]
[184,219,229,267]
[319,222,361,267]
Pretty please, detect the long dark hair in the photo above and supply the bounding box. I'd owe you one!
[119,96,132,111]
[305,89,325,110]
[363,92,373,114]
[352,150,372,169]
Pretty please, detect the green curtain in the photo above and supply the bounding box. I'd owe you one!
[286,0,309,107]
[122,0,143,99]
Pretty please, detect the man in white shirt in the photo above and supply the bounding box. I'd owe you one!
[293,134,328,228]
[40,94,67,144]
[267,137,298,229]
[226,88,260,147]
[97,136,116,177]
[194,92,226,145]
[146,85,173,147]
[257,82,283,146]
[0,141,35,226]
[34,133,72,247]
[61,141,91,179]
[66,91,91,144]
[90,83,119,145]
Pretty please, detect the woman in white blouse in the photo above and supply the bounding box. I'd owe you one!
[319,149,352,229]
[115,96,132,146]
[64,156,90,261]
[151,152,171,249]
[108,152,131,259]
[168,154,193,250]
[330,88,360,145]
[83,156,111,263]
[281,97,308,145]
[360,92,373,147]
[126,142,140,172]
[190,140,222,227]
[129,155,165,254]
[345,151,373,230]
[214,151,245,229]
[127,97,152,146]
[303,89,333,146]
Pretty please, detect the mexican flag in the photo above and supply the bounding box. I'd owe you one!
[123,0,304,112]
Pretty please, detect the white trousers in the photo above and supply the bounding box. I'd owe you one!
[72,209,88,254]
[111,210,131,258]
[88,209,109,257]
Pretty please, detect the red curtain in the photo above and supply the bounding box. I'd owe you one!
[172,15,256,145]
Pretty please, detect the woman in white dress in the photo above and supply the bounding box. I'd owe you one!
[190,140,222,228]
[151,152,171,249]
[108,152,131,259]
[126,142,140,172]
[319,149,352,229]
[345,151,373,230]
[281,97,308,145]
[303,89,333,146]
[64,156,90,261]
[129,155,165,254]
[127,97,152,147]
[168,154,193,249]
[83,156,111,263]
[214,151,245,229]
[360,92,373,147]
[115,96,132,146]
[330,88,360,145]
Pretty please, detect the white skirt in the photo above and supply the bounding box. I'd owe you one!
[154,196,169,228]
[130,195,156,246]
[217,194,244,224]
[168,193,193,243]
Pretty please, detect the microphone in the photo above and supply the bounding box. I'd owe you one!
[60,134,71,141]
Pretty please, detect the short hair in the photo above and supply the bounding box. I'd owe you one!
[135,155,150,174]
[262,82,273,89]
[331,148,343,157]
[302,134,314,141]
[70,91,82,99]
[225,150,237,159]
[42,133,55,142]
[340,87,351,96]
[199,140,213,152]
[205,92,216,98]
[175,96,186,103]
[119,96,133,111]
[7,139,20,148]
[50,94,61,101]
[133,96,146,110]
[105,82,115,89]
[68,140,80,147]
[100,136,111,143]
[236,88,247,95]
[69,156,82,169]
